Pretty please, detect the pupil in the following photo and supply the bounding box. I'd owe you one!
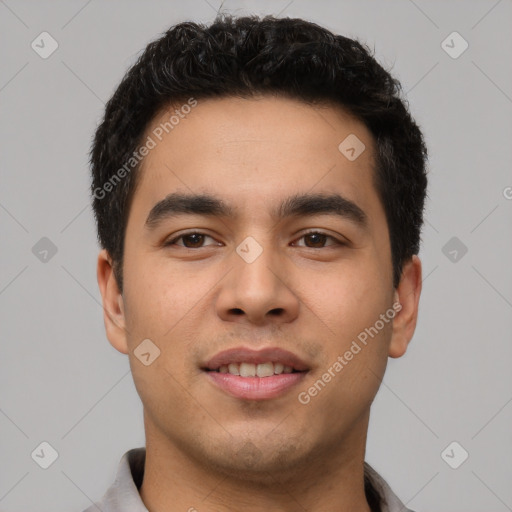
[184,234,204,247]
[306,233,326,248]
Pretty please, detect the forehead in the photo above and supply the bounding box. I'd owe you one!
[132,95,382,226]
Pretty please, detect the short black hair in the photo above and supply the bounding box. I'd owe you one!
[90,14,428,292]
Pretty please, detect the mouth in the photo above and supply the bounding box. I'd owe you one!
[206,361,304,377]
[202,347,310,400]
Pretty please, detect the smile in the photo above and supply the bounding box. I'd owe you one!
[209,361,301,377]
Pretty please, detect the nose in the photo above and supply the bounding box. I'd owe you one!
[215,241,300,326]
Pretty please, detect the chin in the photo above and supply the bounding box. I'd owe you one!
[196,436,306,482]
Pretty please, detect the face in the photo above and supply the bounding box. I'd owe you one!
[98,95,421,480]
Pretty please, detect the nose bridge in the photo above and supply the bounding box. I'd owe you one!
[215,233,299,324]
[233,233,282,299]
[237,238,278,289]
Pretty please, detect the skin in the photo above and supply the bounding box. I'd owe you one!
[97,95,422,512]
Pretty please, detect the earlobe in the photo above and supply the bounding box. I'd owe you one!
[96,249,129,354]
[388,255,422,359]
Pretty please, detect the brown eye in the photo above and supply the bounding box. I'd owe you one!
[180,234,206,248]
[165,232,219,248]
[304,233,328,248]
[294,231,343,248]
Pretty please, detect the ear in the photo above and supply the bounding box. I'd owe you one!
[96,249,129,354]
[388,255,422,358]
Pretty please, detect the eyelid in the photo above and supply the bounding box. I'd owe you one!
[292,229,346,247]
[164,230,221,247]
[164,229,346,248]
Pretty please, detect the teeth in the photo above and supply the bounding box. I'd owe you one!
[228,363,240,375]
[239,362,256,377]
[216,362,298,377]
[256,362,274,377]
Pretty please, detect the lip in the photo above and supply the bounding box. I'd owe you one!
[202,347,310,401]
[203,347,310,372]
[206,372,307,400]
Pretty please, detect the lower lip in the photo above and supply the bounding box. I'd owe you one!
[206,371,307,400]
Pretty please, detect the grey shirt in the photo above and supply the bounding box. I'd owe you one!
[82,448,415,512]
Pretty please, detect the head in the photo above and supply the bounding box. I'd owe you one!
[92,14,426,483]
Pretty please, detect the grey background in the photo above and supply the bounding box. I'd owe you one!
[1,0,511,511]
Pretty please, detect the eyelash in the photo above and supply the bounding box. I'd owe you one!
[164,230,345,249]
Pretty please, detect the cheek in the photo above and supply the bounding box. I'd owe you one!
[298,258,390,341]
[122,253,202,337]
[300,263,393,408]
[129,355,197,438]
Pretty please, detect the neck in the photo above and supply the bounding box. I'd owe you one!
[139,414,373,512]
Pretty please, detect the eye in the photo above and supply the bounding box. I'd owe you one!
[164,230,344,249]
[292,231,344,248]
[165,232,221,249]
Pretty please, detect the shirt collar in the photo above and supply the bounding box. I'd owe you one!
[83,448,414,512]
[363,462,415,512]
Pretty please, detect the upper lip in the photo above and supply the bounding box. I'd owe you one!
[203,347,310,372]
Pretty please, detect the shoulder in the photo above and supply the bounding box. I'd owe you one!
[80,447,147,512]
[364,462,416,512]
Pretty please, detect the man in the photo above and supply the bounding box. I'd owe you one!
[87,13,426,512]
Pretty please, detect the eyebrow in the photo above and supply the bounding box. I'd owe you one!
[145,191,368,230]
